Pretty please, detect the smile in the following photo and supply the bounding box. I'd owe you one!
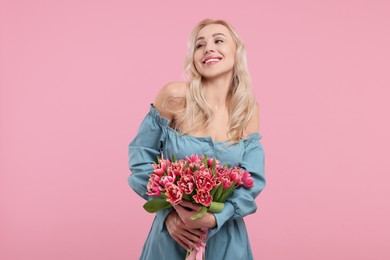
[202,56,222,65]
[205,58,221,64]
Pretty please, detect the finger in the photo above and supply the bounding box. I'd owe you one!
[172,235,190,251]
[168,218,193,250]
[180,201,202,211]
[176,232,199,250]
[173,205,185,218]
[171,219,202,244]
[174,204,192,220]
[173,204,183,211]
[174,203,196,213]
[172,208,207,231]
[173,216,203,240]
[188,228,204,238]
[180,229,202,244]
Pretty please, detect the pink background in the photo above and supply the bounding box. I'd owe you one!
[1,0,389,259]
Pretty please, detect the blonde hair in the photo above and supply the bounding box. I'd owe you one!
[174,18,256,143]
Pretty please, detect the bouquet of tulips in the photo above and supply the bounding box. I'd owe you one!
[143,154,254,218]
[143,154,254,259]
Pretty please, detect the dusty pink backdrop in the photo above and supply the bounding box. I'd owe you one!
[1,0,389,259]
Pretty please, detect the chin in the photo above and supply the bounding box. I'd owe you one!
[201,69,234,80]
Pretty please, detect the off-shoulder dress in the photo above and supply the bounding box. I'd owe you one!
[128,104,266,260]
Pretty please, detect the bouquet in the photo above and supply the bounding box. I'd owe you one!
[143,154,254,259]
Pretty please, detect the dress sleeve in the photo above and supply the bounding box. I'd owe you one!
[209,133,266,237]
[127,104,169,200]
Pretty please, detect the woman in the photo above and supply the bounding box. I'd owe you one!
[128,18,266,259]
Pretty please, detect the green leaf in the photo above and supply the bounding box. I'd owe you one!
[213,183,224,201]
[186,249,193,258]
[209,201,224,213]
[203,155,208,168]
[171,153,176,163]
[219,182,236,202]
[210,184,218,197]
[190,206,208,220]
[182,193,192,201]
[143,199,172,213]
[184,161,189,171]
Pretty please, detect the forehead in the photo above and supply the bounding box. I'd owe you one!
[196,24,232,39]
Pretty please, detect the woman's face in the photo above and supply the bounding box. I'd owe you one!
[193,23,237,80]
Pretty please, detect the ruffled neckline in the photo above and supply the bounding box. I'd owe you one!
[149,104,262,144]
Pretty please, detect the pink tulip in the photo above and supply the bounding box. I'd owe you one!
[170,161,186,177]
[193,189,212,207]
[178,175,195,194]
[146,174,162,196]
[217,167,229,177]
[165,184,183,205]
[153,160,169,176]
[187,154,201,164]
[219,176,233,189]
[207,158,220,168]
[241,171,255,188]
[159,175,175,188]
[194,169,214,191]
[229,168,244,186]
[146,184,161,196]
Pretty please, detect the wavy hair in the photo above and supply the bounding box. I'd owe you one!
[173,18,256,143]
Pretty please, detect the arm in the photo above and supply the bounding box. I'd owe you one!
[127,105,166,200]
[128,83,203,250]
[207,137,266,238]
[208,102,266,237]
[127,81,186,199]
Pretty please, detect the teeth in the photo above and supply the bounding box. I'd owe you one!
[205,58,220,64]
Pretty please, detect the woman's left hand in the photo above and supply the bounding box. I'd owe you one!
[174,201,217,229]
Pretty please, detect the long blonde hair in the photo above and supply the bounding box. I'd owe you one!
[174,19,256,143]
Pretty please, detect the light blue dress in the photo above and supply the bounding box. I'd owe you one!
[128,104,266,260]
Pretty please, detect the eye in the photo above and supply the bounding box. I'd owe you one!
[215,39,223,44]
[196,43,205,49]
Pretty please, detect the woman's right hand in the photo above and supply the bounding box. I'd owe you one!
[165,210,204,251]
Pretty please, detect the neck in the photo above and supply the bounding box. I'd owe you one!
[202,72,233,110]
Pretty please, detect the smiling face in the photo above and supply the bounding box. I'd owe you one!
[193,23,237,80]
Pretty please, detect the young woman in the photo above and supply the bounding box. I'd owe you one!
[128,18,266,259]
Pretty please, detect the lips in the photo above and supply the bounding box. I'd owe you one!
[202,56,222,64]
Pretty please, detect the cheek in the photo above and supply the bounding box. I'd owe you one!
[193,53,203,68]
[228,47,236,58]
[220,45,234,59]
[193,51,202,62]
[227,49,236,64]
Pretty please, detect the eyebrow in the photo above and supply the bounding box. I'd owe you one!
[196,33,227,42]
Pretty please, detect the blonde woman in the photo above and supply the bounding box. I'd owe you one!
[128,18,266,259]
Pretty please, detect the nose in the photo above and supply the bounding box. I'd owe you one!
[204,46,215,55]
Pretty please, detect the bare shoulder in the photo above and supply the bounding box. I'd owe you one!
[153,81,188,120]
[245,101,260,134]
